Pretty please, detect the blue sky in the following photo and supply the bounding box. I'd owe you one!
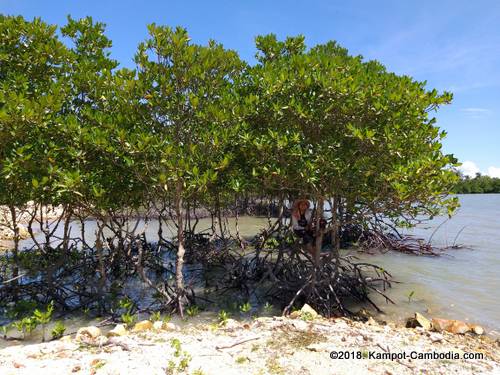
[2,0,499,176]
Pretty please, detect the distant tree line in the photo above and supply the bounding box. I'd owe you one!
[453,173,500,194]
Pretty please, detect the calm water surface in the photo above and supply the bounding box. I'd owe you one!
[4,194,500,341]
[355,194,500,336]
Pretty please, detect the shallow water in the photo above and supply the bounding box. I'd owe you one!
[2,194,499,344]
[353,194,500,336]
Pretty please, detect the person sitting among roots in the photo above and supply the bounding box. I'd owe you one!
[291,198,328,257]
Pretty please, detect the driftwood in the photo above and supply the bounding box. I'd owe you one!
[215,336,261,350]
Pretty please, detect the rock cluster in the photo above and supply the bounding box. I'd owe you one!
[406,312,485,335]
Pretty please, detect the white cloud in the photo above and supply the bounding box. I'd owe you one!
[460,107,490,114]
[458,161,481,177]
[487,166,500,178]
[457,161,500,178]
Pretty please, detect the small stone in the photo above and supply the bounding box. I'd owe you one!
[292,319,309,331]
[414,312,432,330]
[90,358,106,368]
[75,326,102,341]
[132,320,153,331]
[289,311,301,319]
[470,324,484,335]
[153,321,164,331]
[429,332,444,342]
[13,361,25,368]
[164,322,179,331]
[59,335,73,342]
[72,365,81,372]
[366,317,377,326]
[151,321,178,331]
[107,324,128,337]
[300,304,319,319]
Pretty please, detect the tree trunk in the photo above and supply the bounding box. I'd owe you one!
[331,196,341,278]
[216,192,224,239]
[174,180,186,317]
[62,205,72,254]
[95,223,107,314]
[313,196,324,267]
[9,205,19,301]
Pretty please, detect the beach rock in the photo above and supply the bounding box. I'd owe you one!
[300,304,319,319]
[75,326,102,341]
[107,324,128,337]
[448,320,470,334]
[469,324,484,335]
[431,318,452,332]
[407,313,432,330]
[152,321,178,331]
[132,320,153,332]
[415,312,432,330]
[432,318,472,334]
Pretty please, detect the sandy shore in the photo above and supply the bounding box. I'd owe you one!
[0,314,498,375]
[0,204,65,248]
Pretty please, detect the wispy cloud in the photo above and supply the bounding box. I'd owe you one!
[362,9,500,94]
[459,107,492,118]
[460,108,490,114]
